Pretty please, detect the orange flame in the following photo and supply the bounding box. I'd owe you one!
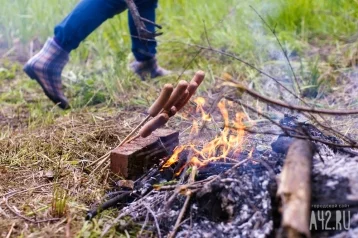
[163,145,185,168]
[162,99,246,172]
[194,97,211,122]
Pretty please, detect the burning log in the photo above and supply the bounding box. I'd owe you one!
[110,129,179,179]
[277,139,315,238]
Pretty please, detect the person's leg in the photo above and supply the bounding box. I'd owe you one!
[129,0,170,80]
[55,0,127,52]
[24,0,127,109]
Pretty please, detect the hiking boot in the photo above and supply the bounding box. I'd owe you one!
[130,58,171,81]
[23,38,70,109]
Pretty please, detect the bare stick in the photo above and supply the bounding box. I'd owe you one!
[225,97,358,148]
[144,203,162,238]
[239,126,358,149]
[124,0,161,39]
[101,191,155,237]
[86,116,150,169]
[186,41,355,146]
[227,81,358,115]
[5,223,15,238]
[277,139,314,237]
[189,44,305,105]
[169,166,197,238]
[139,211,149,237]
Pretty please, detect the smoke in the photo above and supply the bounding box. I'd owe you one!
[247,1,287,61]
[240,0,298,100]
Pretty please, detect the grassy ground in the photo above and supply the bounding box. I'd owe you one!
[1,0,358,237]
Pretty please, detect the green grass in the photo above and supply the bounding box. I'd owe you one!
[1,0,357,110]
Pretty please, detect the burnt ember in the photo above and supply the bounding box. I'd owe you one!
[196,162,235,180]
[189,161,277,237]
[271,115,358,156]
[106,155,281,238]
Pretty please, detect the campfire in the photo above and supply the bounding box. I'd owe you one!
[161,98,246,175]
[85,71,358,238]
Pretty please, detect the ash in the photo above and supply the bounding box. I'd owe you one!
[120,153,282,238]
[177,164,274,238]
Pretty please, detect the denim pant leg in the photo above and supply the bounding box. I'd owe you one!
[129,0,158,61]
[54,0,127,52]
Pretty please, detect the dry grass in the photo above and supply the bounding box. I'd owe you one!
[0,107,148,237]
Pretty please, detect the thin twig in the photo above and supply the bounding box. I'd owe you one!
[169,166,197,238]
[101,191,154,237]
[250,6,302,94]
[66,212,71,238]
[226,81,358,115]
[189,44,305,105]
[303,112,357,145]
[226,97,358,148]
[139,211,149,237]
[124,0,161,38]
[144,203,162,238]
[6,223,15,238]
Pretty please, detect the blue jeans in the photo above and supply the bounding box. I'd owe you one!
[54,0,157,61]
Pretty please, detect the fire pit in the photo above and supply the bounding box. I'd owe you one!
[86,74,358,238]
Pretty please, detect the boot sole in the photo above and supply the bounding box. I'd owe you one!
[23,64,69,110]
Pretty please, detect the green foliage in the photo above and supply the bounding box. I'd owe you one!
[300,57,322,98]
[0,60,20,80]
[268,0,358,41]
[51,187,68,217]
[0,0,357,116]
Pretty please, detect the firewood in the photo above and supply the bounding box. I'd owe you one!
[277,139,315,238]
[110,129,179,179]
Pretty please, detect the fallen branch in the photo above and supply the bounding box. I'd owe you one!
[277,139,315,238]
[86,191,132,220]
[247,6,354,146]
[226,81,358,115]
[203,42,356,146]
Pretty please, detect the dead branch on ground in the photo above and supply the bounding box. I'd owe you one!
[277,139,315,238]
